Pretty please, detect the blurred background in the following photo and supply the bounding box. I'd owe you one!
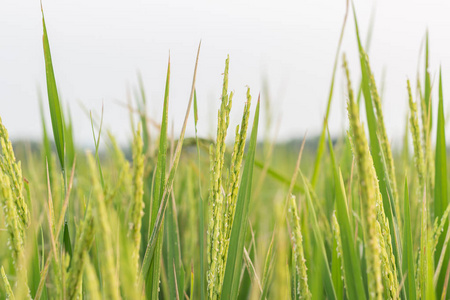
[2,0,450,147]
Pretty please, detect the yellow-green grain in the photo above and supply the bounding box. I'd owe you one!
[207,56,233,300]
[84,258,102,300]
[344,54,383,300]
[0,172,24,264]
[1,266,15,300]
[66,203,94,300]
[0,116,30,229]
[407,80,426,193]
[287,194,311,300]
[367,67,400,228]
[87,153,121,300]
[129,124,145,274]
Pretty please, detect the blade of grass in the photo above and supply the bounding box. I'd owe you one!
[424,31,432,133]
[243,247,263,294]
[145,56,170,299]
[41,5,72,262]
[166,192,185,299]
[260,231,276,300]
[434,68,449,297]
[90,107,105,189]
[35,157,76,300]
[41,6,65,176]
[331,213,343,300]
[254,160,304,194]
[136,72,150,154]
[39,93,54,189]
[141,41,201,283]
[191,264,195,300]
[327,131,366,299]
[193,89,206,300]
[1,267,15,300]
[311,0,349,187]
[64,106,75,169]
[302,174,337,300]
[402,178,416,299]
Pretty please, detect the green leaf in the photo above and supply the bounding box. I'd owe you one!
[327,132,366,300]
[165,193,185,299]
[434,68,448,222]
[145,57,170,299]
[424,31,432,133]
[331,219,343,300]
[426,234,436,300]
[260,231,276,300]
[311,1,349,187]
[90,109,105,190]
[402,178,416,299]
[41,8,65,174]
[302,174,337,300]
[39,93,54,189]
[434,68,449,297]
[137,73,150,154]
[63,222,72,257]
[141,42,201,288]
[254,160,304,194]
[221,99,260,299]
[64,106,75,170]
[194,89,206,300]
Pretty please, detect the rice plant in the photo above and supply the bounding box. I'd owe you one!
[2,4,450,300]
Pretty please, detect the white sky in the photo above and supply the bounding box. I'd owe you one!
[2,0,450,147]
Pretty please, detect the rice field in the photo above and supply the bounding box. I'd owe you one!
[1,4,450,300]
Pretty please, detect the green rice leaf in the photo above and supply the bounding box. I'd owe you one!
[402,178,416,299]
[194,89,206,300]
[254,160,304,194]
[145,56,170,299]
[434,68,447,223]
[424,31,432,133]
[63,223,72,257]
[141,41,201,287]
[41,8,65,174]
[434,68,449,297]
[302,174,337,300]
[311,0,349,187]
[260,231,276,300]
[327,132,366,300]
[64,106,75,170]
[39,94,54,189]
[1,266,15,300]
[165,193,185,299]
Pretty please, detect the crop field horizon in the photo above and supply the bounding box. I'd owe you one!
[2,2,450,300]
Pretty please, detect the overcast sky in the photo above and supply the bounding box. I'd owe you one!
[2,0,450,147]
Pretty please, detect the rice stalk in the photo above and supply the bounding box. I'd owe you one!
[222,87,251,261]
[0,117,30,229]
[207,56,233,300]
[368,70,400,225]
[287,194,311,300]
[407,80,426,193]
[331,212,344,298]
[87,153,121,300]
[344,54,383,300]
[84,258,101,300]
[129,123,145,275]
[1,266,15,300]
[0,172,25,266]
[65,201,94,300]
